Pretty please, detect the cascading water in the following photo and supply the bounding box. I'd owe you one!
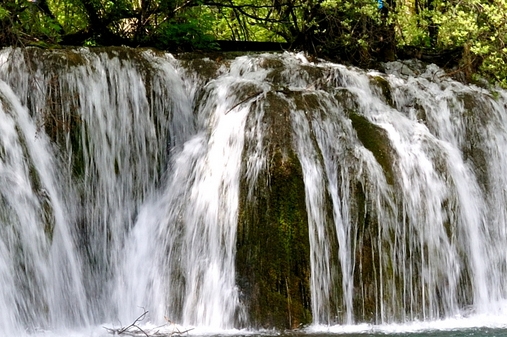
[1,47,507,335]
[0,70,89,333]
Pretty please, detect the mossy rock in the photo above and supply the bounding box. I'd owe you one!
[258,56,285,70]
[458,92,494,121]
[389,86,427,122]
[94,46,144,60]
[236,92,311,329]
[349,113,395,185]
[266,62,324,89]
[178,51,265,80]
[369,75,394,107]
[179,57,221,81]
[300,65,325,83]
[334,88,360,112]
[22,47,90,71]
[347,180,383,322]
[227,82,264,108]
[456,92,493,193]
[292,91,321,112]
[411,100,428,123]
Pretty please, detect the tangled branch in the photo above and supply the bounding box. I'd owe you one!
[104,311,194,337]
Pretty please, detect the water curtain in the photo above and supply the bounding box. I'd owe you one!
[0,48,506,334]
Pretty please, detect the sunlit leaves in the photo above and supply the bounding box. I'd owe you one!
[0,6,9,20]
[393,0,507,86]
[2,0,507,86]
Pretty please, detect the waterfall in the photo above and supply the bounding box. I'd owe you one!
[0,69,89,333]
[0,47,507,334]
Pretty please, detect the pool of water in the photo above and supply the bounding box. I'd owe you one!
[31,328,507,337]
[28,316,507,337]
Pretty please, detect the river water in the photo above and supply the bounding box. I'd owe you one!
[26,320,507,337]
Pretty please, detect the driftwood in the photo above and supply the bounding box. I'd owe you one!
[104,311,194,337]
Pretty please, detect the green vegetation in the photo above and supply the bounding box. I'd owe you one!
[2,0,507,85]
[349,113,395,185]
[236,93,311,329]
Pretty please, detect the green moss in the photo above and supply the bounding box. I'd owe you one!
[228,82,264,107]
[456,92,491,193]
[259,57,284,70]
[413,101,428,123]
[348,181,379,322]
[266,68,285,85]
[266,63,324,88]
[0,143,4,160]
[22,48,90,72]
[292,92,321,112]
[300,65,325,83]
[236,93,311,329]
[180,57,220,81]
[369,76,394,107]
[334,89,360,112]
[236,151,312,329]
[349,113,395,185]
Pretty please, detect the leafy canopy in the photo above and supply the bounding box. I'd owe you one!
[2,0,507,86]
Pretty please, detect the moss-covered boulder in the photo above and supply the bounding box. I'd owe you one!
[456,92,493,193]
[350,181,382,322]
[369,75,394,108]
[236,92,311,329]
[349,113,395,185]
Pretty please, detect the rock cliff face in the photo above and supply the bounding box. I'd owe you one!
[0,47,507,333]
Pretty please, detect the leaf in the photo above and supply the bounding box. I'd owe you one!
[0,5,10,20]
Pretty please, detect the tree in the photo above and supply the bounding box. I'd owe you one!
[3,0,507,87]
[0,0,62,47]
[395,0,507,85]
[435,0,507,85]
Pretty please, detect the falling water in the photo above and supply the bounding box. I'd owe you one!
[0,67,89,333]
[1,47,507,335]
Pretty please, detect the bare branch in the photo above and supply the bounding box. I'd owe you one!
[118,310,149,334]
[104,310,195,337]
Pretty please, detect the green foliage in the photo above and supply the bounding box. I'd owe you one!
[299,0,398,66]
[2,0,507,86]
[0,1,62,47]
[48,0,88,34]
[394,0,507,87]
[0,5,9,20]
[210,0,285,42]
[154,11,219,50]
